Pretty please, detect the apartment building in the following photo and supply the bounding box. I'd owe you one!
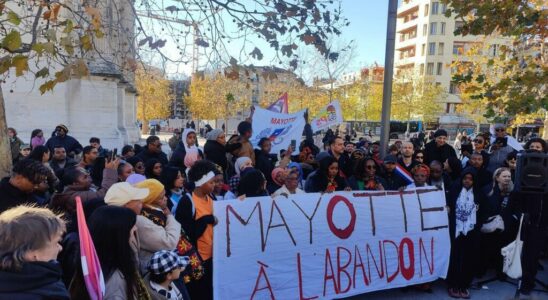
[394,0,511,124]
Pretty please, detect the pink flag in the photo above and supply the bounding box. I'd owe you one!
[266,92,289,114]
[76,196,105,300]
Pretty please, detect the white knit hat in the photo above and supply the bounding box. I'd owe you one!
[104,182,149,207]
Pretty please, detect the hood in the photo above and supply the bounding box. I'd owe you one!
[0,261,69,299]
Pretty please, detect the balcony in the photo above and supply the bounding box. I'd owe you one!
[398,1,419,18]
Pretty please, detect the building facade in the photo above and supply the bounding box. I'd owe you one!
[394,0,511,124]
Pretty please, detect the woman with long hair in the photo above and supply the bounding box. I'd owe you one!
[70,206,151,300]
[144,158,162,180]
[305,156,348,193]
[478,167,519,278]
[348,157,386,191]
[160,166,187,213]
[30,129,46,150]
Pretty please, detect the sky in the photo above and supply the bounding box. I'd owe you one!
[142,0,390,78]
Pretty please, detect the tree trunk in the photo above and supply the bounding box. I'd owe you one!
[0,85,13,178]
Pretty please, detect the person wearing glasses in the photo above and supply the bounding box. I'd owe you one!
[348,158,386,191]
[487,124,518,173]
[470,133,491,167]
[136,135,169,166]
[413,150,425,164]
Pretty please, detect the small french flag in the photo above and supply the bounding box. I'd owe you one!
[395,164,414,185]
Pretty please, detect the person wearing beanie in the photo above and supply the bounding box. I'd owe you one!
[227,121,255,164]
[133,179,182,274]
[203,129,230,173]
[424,129,457,165]
[45,124,83,158]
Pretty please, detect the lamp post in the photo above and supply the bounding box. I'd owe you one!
[379,0,398,158]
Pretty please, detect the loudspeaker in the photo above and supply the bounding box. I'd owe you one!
[515,151,548,193]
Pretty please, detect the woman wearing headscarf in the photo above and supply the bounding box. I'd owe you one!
[268,167,287,194]
[203,129,229,173]
[446,169,484,298]
[134,179,182,273]
[169,128,203,173]
[228,156,253,194]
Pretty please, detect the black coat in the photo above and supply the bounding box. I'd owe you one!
[174,193,215,246]
[381,171,407,191]
[0,177,37,214]
[168,142,203,172]
[479,185,519,232]
[45,135,83,156]
[304,171,347,193]
[255,149,277,184]
[136,146,169,166]
[446,184,485,240]
[0,261,70,300]
[424,141,457,165]
[203,140,228,172]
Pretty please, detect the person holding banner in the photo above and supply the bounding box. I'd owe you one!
[446,169,483,299]
[0,205,68,299]
[348,157,386,191]
[272,169,304,197]
[305,156,349,193]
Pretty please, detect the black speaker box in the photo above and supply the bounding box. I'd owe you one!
[515,151,548,193]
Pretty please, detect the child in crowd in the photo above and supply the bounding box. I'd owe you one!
[146,250,191,300]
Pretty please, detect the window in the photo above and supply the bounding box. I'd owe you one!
[441,3,447,14]
[437,62,443,75]
[490,44,499,56]
[441,22,446,35]
[423,24,428,36]
[430,22,437,35]
[439,42,444,55]
[424,4,429,16]
[421,43,426,56]
[427,63,434,75]
[420,63,425,75]
[449,82,461,94]
[429,42,436,55]
[432,2,439,15]
[453,43,465,55]
[455,21,464,32]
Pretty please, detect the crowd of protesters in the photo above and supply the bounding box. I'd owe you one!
[0,118,547,300]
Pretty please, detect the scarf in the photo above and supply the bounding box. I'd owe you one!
[455,187,476,238]
[182,128,198,152]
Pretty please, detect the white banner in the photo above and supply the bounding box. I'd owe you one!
[213,188,450,300]
[311,100,344,133]
[251,106,306,155]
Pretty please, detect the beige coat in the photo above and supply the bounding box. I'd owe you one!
[136,214,181,274]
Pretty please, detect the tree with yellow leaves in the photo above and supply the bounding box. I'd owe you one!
[135,66,173,134]
[392,70,444,131]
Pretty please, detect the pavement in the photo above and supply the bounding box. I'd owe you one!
[142,132,548,300]
[344,260,547,300]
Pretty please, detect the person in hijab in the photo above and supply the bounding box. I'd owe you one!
[228,156,253,194]
[446,169,484,299]
[169,128,203,173]
[203,129,229,173]
[268,167,287,194]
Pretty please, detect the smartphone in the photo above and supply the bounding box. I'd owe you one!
[290,139,296,149]
[111,148,118,161]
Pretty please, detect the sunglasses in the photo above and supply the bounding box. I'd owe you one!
[415,156,424,159]
[473,139,483,143]
[366,165,376,169]
[495,128,505,132]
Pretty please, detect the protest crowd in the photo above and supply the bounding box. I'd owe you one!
[0,112,547,300]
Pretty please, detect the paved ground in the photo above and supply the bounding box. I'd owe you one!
[344,259,547,300]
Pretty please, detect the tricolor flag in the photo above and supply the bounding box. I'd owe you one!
[395,164,414,185]
[266,92,288,114]
[76,196,105,300]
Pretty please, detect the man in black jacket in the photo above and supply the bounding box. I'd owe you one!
[136,135,169,166]
[0,160,51,213]
[45,124,83,158]
[424,129,457,165]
